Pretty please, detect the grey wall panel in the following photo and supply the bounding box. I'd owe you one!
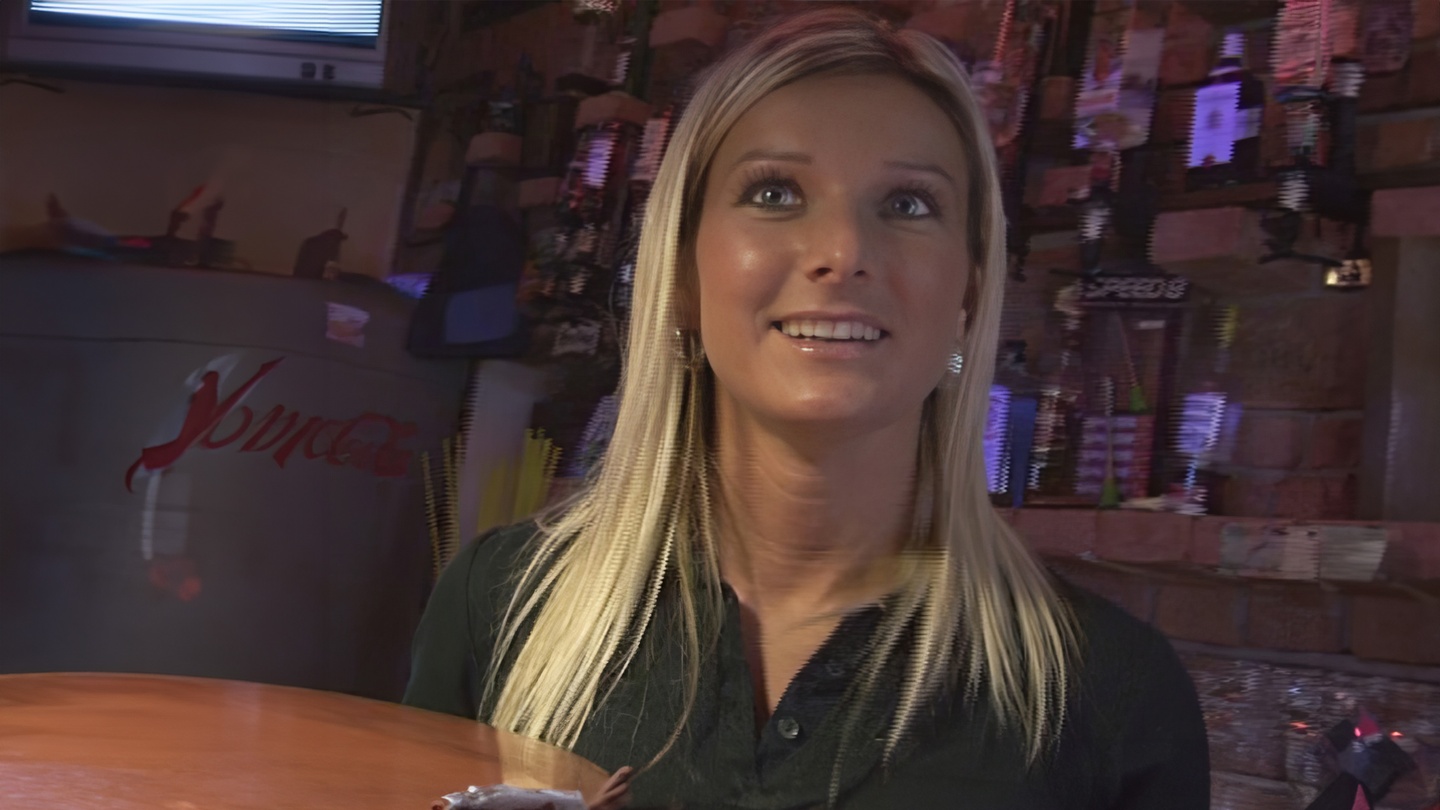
[0,256,466,700]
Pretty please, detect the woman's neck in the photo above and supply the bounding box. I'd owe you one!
[712,401,922,616]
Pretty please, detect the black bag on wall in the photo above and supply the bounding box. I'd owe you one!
[406,183,529,359]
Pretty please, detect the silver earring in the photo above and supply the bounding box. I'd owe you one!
[674,328,705,372]
[947,351,964,375]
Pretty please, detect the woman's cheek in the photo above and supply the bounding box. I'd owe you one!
[701,225,783,304]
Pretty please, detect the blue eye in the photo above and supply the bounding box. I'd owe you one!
[751,183,800,208]
[890,193,933,218]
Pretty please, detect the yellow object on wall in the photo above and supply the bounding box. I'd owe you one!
[424,429,561,578]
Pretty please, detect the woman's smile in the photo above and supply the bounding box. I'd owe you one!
[768,314,889,359]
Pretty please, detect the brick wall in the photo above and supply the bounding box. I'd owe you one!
[1049,557,1440,666]
[1021,507,1440,805]
[1012,508,1440,666]
[1150,206,1374,520]
[1013,504,1440,801]
[1222,292,1369,519]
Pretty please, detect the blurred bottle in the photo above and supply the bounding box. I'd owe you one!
[1187,31,1267,189]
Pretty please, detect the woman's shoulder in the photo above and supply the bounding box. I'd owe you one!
[1048,574,1212,803]
[1050,571,1205,739]
[471,519,545,566]
[454,519,545,599]
[1056,576,1174,667]
[401,520,545,716]
[421,519,547,628]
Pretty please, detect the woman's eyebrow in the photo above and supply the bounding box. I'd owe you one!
[727,150,958,189]
[729,148,812,170]
[885,160,957,189]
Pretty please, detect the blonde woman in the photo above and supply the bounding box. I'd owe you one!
[405,9,1208,809]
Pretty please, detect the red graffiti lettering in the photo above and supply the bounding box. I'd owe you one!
[200,405,254,449]
[325,413,390,466]
[240,406,299,453]
[304,419,346,461]
[125,357,422,488]
[344,438,375,471]
[372,418,419,478]
[271,416,324,470]
[125,359,283,491]
[326,418,363,466]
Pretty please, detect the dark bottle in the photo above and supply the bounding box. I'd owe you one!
[1186,32,1267,189]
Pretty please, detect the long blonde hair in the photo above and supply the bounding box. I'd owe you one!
[486,6,1078,786]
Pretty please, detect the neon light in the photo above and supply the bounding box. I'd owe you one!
[984,385,1012,493]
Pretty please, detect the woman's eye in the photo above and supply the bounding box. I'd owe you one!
[889,193,934,218]
[751,184,799,208]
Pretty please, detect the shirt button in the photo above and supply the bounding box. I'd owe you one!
[824,661,847,678]
[777,716,801,740]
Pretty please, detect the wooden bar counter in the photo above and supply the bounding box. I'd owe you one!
[0,673,608,809]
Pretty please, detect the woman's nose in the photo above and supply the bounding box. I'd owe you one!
[802,205,873,283]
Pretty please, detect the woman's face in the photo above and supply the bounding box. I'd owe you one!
[693,72,973,437]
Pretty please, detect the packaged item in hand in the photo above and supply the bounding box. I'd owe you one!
[433,784,586,810]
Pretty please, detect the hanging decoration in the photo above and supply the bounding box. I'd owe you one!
[1070,1,1164,277]
[1359,0,1415,74]
[1264,0,1373,278]
[988,0,1056,283]
[974,0,1046,174]
[1071,2,1163,155]
[1264,0,1334,265]
[1026,282,1085,498]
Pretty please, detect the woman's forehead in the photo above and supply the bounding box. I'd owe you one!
[712,72,966,178]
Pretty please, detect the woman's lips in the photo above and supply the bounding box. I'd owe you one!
[770,323,886,357]
[772,318,886,341]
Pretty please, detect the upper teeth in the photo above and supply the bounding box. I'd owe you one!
[778,320,882,340]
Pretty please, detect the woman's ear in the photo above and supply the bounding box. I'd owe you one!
[957,276,978,340]
[674,286,699,332]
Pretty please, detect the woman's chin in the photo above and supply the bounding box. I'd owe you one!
[714,374,922,438]
[756,396,908,437]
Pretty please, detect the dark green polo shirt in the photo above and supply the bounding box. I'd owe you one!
[402,522,1210,809]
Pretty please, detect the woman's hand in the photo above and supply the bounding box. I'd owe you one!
[586,766,634,810]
